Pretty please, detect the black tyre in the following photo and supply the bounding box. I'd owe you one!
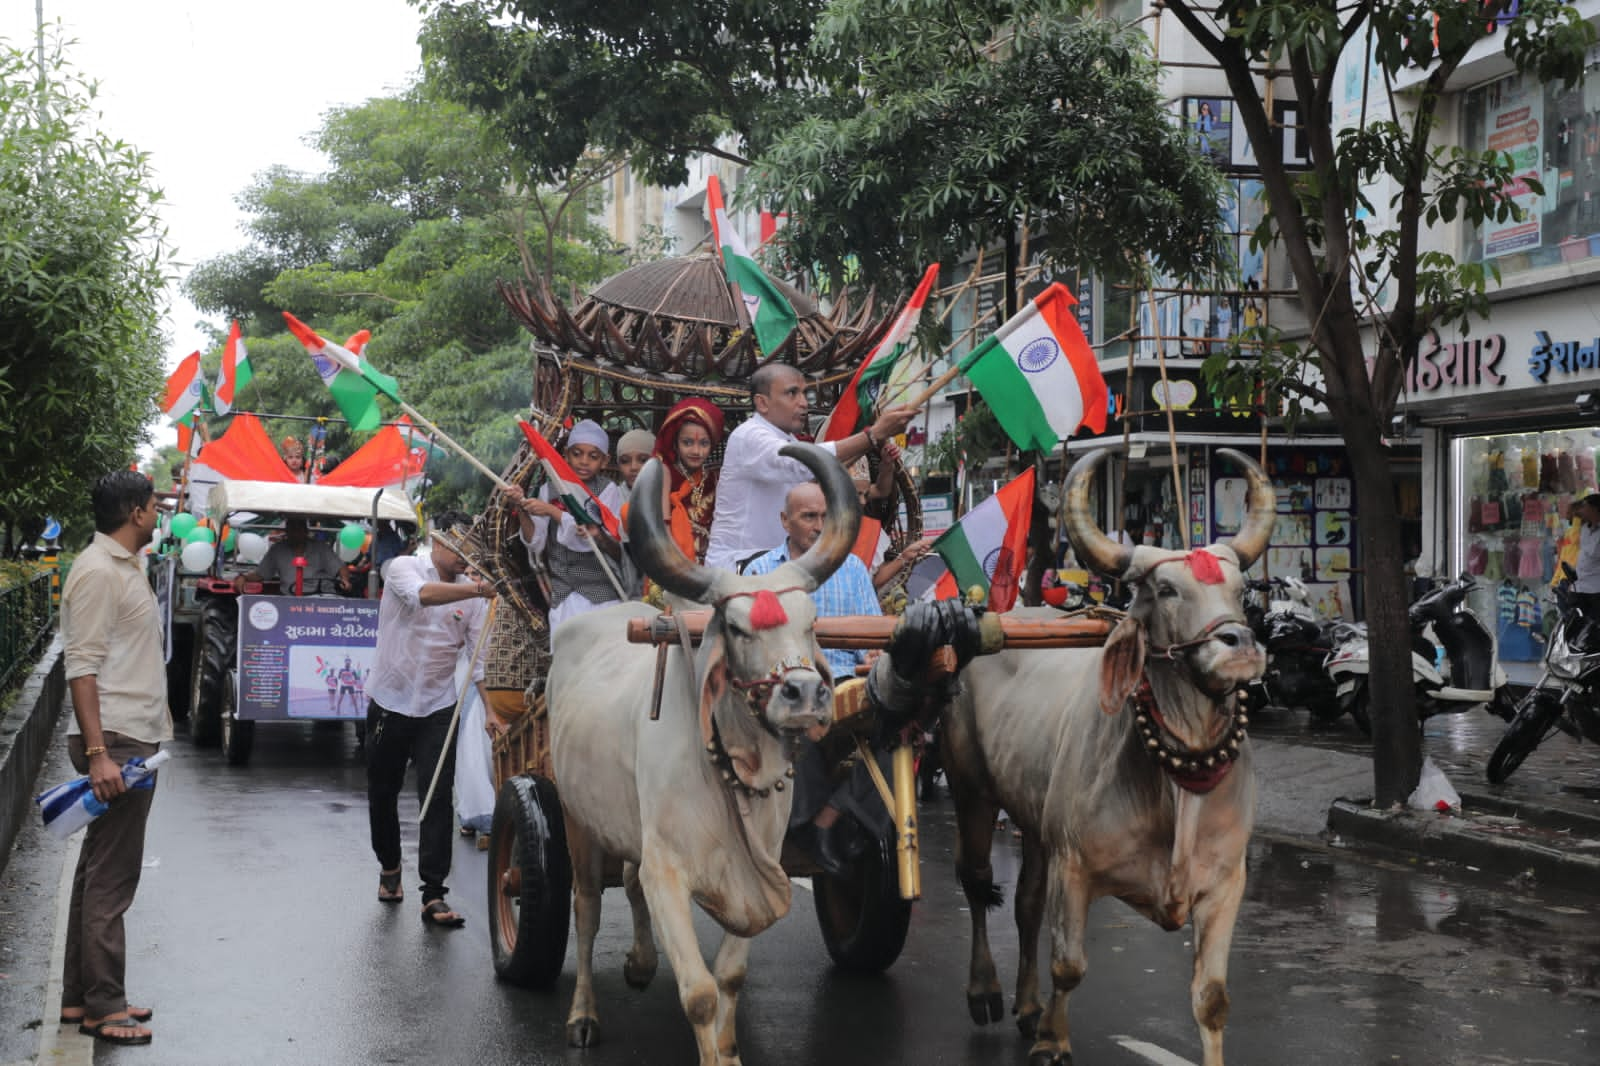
[166,622,196,721]
[187,599,237,747]
[488,775,570,988]
[221,670,255,767]
[813,831,913,974]
[1487,693,1563,784]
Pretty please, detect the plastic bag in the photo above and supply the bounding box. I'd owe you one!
[1407,756,1461,813]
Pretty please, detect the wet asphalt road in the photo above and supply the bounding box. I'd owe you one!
[3,714,1599,1066]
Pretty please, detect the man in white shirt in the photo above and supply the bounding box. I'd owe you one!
[705,363,917,570]
[1572,493,1600,617]
[232,516,351,596]
[365,509,494,928]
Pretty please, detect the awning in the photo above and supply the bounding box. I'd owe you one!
[208,481,417,525]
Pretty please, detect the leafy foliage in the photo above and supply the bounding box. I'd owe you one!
[183,84,629,514]
[415,0,850,186]
[0,40,170,552]
[749,2,1228,292]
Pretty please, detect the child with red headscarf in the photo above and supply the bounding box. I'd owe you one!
[654,398,725,563]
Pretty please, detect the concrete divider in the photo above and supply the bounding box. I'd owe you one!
[0,634,65,878]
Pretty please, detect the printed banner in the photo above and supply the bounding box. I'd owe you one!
[236,594,379,721]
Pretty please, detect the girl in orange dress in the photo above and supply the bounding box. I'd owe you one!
[655,398,725,563]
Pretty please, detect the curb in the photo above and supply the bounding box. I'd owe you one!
[0,634,65,879]
[1326,797,1600,894]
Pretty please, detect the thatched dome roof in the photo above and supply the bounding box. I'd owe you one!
[589,254,821,327]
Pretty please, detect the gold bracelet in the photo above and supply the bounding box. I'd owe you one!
[83,745,107,757]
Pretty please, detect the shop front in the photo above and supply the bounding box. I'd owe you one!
[1398,293,1600,682]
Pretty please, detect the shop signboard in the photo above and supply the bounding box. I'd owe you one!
[920,493,955,537]
[236,594,379,722]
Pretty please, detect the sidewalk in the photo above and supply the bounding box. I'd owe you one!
[1250,708,1600,894]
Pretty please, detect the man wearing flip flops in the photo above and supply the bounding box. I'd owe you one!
[59,471,172,1046]
[365,510,494,928]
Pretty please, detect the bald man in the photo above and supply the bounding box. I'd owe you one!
[706,363,916,571]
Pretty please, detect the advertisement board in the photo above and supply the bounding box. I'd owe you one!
[236,594,379,721]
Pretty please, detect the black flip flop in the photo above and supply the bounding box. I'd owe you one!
[79,1017,153,1046]
[421,899,465,928]
[62,1006,152,1025]
[378,868,403,903]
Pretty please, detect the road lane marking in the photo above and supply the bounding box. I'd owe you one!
[35,831,92,1066]
[1112,1035,1199,1066]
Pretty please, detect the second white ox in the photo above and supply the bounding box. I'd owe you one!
[942,447,1276,1066]
[546,443,859,1066]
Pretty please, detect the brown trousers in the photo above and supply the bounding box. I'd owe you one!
[62,732,160,1019]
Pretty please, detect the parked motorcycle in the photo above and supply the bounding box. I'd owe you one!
[1486,564,1600,783]
[1240,577,1347,724]
[1325,574,1517,738]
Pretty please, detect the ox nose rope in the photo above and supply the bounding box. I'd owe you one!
[1146,615,1246,661]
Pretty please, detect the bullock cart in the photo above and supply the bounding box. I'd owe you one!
[484,609,1115,989]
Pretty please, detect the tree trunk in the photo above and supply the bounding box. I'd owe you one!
[1342,427,1421,806]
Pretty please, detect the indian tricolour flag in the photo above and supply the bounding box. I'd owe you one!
[707,174,797,358]
[517,422,622,539]
[820,263,940,443]
[933,467,1035,611]
[959,283,1107,452]
[163,351,207,452]
[282,313,401,432]
[211,320,252,416]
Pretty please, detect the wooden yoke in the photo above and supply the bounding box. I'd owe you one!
[625,610,1117,653]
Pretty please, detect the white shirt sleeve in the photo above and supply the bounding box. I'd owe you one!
[726,419,838,486]
[384,556,427,613]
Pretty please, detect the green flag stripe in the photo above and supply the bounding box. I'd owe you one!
[936,525,989,594]
[962,336,1060,452]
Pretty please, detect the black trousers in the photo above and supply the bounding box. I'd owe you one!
[366,701,457,903]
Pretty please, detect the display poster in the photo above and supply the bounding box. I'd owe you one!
[1482,78,1544,258]
[236,594,379,721]
[920,493,955,537]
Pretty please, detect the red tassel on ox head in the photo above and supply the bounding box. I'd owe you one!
[748,588,789,630]
[1187,550,1225,585]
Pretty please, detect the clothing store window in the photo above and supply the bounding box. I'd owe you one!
[1461,59,1600,276]
[1455,428,1600,664]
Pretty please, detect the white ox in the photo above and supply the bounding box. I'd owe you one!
[546,443,859,1066]
[942,447,1276,1066]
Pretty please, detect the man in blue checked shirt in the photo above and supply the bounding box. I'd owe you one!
[744,481,885,875]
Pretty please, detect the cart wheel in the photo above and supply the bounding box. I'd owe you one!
[221,670,255,767]
[488,775,570,987]
[188,600,236,747]
[813,830,913,974]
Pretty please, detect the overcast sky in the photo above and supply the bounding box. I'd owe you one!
[1,0,426,367]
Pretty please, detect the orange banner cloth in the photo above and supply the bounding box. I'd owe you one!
[196,413,297,483]
[318,418,424,488]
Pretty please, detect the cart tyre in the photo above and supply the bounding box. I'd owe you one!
[813,831,913,974]
[488,775,570,988]
[188,601,236,747]
[221,670,255,766]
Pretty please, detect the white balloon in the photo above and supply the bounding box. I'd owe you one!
[149,529,164,552]
[235,532,269,565]
[337,541,361,563]
[180,540,216,574]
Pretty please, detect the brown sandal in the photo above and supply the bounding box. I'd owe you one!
[378,868,403,903]
[421,899,465,928]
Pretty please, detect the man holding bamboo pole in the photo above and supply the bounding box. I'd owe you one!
[364,509,494,929]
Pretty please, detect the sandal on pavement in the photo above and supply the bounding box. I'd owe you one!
[61,1005,152,1025]
[78,1016,153,1046]
[421,899,465,928]
[378,868,403,903]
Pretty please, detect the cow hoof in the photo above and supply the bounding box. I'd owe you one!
[623,952,657,989]
[1015,1006,1042,1039]
[968,991,1005,1025]
[1027,1051,1071,1066]
[566,1017,602,1048]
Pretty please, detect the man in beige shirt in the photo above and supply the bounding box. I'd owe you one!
[59,470,173,1046]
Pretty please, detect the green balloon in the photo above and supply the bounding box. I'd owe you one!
[184,526,217,544]
[170,512,197,539]
[222,530,237,552]
[338,524,367,551]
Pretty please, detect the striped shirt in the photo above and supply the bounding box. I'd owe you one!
[743,543,880,679]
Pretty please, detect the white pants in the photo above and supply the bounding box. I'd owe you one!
[550,590,618,629]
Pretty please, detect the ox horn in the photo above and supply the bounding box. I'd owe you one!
[778,443,862,593]
[1216,447,1275,571]
[627,457,721,603]
[1063,448,1133,578]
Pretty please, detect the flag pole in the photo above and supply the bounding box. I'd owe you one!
[536,459,630,603]
[902,362,967,412]
[395,400,513,492]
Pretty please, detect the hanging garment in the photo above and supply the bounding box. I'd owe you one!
[1559,451,1579,493]
[1469,498,1484,533]
[1466,540,1488,576]
[1522,448,1540,488]
[1487,451,1509,496]
[1541,452,1559,492]
[1518,537,1546,579]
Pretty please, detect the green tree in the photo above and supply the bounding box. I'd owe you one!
[415,0,850,186]
[1167,0,1593,803]
[749,3,1227,292]
[185,85,625,512]
[0,40,170,553]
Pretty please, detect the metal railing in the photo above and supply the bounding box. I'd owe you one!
[0,570,56,696]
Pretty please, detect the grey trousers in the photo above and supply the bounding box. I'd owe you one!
[62,732,160,1019]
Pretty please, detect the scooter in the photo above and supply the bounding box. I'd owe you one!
[1240,577,1346,723]
[1324,574,1517,737]
[1486,563,1600,783]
